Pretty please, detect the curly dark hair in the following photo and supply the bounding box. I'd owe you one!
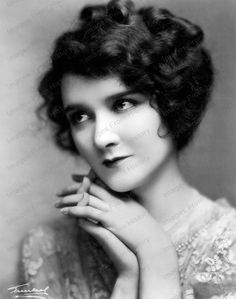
[37,0,214,155]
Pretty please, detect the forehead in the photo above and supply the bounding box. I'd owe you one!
[61,74,128,106]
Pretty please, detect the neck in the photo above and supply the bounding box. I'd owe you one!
[132,152,198,231]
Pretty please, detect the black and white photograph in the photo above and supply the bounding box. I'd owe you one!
[1,0,236,298]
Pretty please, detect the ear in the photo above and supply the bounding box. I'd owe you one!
[149,94,159,111]
[157,123,169,138]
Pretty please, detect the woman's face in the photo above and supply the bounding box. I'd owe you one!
[61,74,174,192]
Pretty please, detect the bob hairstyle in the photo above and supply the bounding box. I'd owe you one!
[37,0,214,155]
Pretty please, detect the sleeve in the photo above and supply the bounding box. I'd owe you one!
[189,217,236,299]
[19,224,92,299]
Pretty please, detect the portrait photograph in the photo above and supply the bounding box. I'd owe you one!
[1,0,236,298]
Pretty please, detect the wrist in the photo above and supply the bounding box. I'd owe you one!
[113,275,138,299]
[135,218,172,256]
[138,254,181,299]
[137,240,178,275]
[119,268,139,283]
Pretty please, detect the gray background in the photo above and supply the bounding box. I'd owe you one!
[1,0,236,297]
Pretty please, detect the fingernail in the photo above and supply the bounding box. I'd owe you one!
[72,174,84,182]
[54,201,60,208]
[87,218,99,224]
[60,208,69,214]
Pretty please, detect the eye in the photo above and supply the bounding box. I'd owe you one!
[68,111,89,126]
[113,98,137,112]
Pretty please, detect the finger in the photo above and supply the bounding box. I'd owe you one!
[76,192,89,206]
[56,192,110,211]
[87,194,110,211]
[90,178,126,199]
[71,174,84,182]
[87,168,98,182]
[78,176,91,193]
[88,182,109,203]
[56,182,82,197]
[55,193,85,208]
[72,169,97,184]
[60,205,105,223]
[62,176,90,197]
[75,193,110,211]
[88,182,121,206]
[75,193,99,224]
[82,169,113,192]
[65,176,91,195]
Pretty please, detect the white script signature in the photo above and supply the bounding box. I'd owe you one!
[8,283,49,299]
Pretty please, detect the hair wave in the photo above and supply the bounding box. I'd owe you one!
[37,0,214,155]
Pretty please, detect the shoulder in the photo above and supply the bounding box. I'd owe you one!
[20,220,116,298]
[20,220,86,285]
[186,198,236,298]
[21,220,82,259]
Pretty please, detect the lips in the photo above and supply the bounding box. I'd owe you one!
[103,155,131,167]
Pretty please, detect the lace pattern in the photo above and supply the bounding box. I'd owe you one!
[19,199,236,299]
[176,199,236,298]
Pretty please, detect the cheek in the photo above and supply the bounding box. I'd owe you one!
[71,130,93,161]
[120,107,172,172]
[120,106,162,149]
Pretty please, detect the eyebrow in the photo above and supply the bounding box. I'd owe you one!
[64,90,139,115]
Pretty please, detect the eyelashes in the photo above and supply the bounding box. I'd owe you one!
[67,98,138,127]
[113,99,137,112]
[69,112,88,126]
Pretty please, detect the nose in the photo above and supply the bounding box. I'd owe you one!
[93,114,120,150]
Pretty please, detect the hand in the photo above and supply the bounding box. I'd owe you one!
[55,173,139,282]
[55,170,111,223]
[56,170,172,255]
[55,171,180,298]
[78,219,139,299]
[78,219,139,279]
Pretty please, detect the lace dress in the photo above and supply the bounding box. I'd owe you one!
[19,190,236,299]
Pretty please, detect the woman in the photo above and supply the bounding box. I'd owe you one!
[20,0,236,298]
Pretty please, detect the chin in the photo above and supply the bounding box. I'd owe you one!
[108,183,131,193]
[104,173,145,193]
